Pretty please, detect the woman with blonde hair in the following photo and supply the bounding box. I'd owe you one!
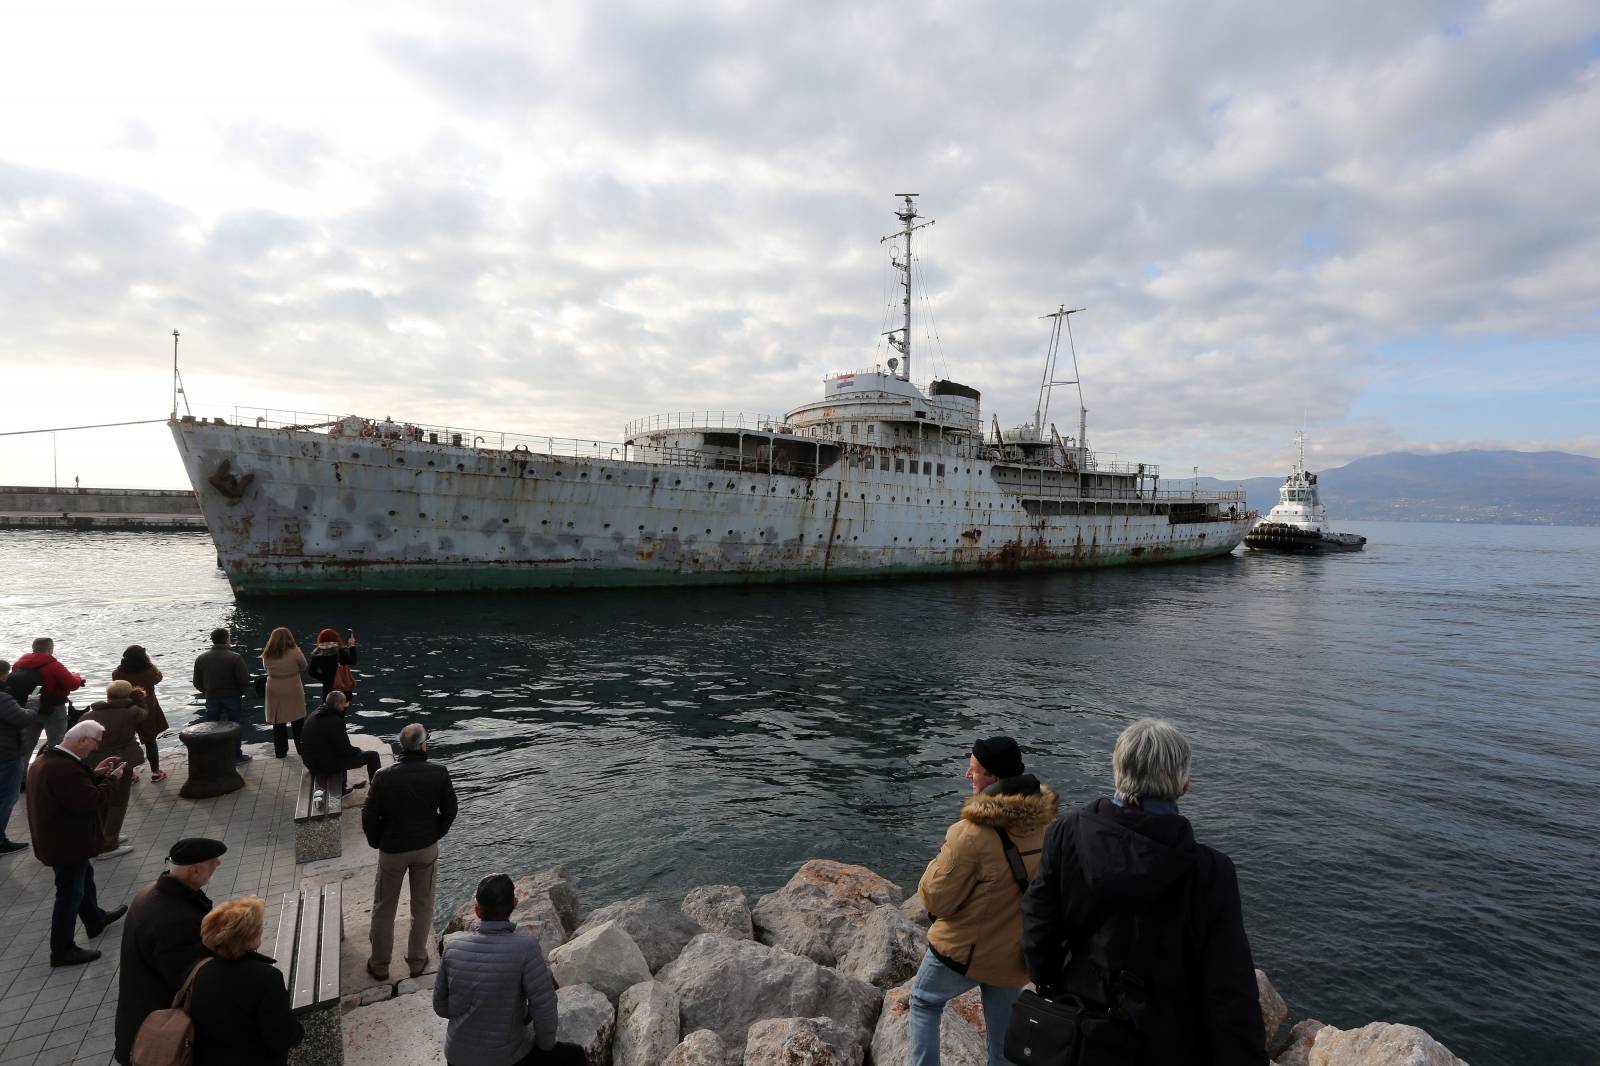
[187,896,303,1065]
[83,680,146,857]
[261,627,309,759]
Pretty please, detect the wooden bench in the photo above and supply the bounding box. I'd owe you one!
[293,770,344,863]
[274,882,344,1066]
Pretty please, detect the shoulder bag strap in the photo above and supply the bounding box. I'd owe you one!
[992,826,1032,892]
[173,958,211,1010]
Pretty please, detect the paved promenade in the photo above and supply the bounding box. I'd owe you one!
[0,740,299,1066]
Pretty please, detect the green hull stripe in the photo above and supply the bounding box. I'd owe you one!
[221,545,1238,596]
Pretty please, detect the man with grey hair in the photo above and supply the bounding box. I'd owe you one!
[362,723,456,981]
[26,720,128,966]
[1021,718,1266,1064]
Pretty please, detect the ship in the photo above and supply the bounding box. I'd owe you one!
[1243,433,1366,553]
[170,195,1254,596]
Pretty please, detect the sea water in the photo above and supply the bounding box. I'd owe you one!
[2,520,1595,1065]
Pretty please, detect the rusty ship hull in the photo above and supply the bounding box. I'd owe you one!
[172,419,1252,597]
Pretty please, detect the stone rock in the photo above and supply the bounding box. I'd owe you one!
[550,920,655,1005]
[838,905,924,990]
[684,885,755,940]
[1309,1023,1467,1066]
[1274,1019,1328,1066]
[558,984,618,1066]
[444,866,581,945]
[342,989,447,1064]
[870,979,986,1066]
[1257,969,1287,1048]
[579,896,707,973]
[745,1017,864,1066]
[657,934,884,1066]
[664,1030,729,1066]
[614,981,682,1066]
[898,895,931,929]
[752,860,905,966]
[396,972,438,996]
[359,983,394,1005]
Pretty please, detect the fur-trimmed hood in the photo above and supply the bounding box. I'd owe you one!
[960,775,1059,833]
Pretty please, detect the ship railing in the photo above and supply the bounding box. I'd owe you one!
[623,412,795,437]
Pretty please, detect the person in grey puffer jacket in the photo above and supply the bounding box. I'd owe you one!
[433,873,577,1066]
[0,660,44,854]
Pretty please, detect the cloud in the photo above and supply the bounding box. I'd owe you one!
[2,0,1598,490]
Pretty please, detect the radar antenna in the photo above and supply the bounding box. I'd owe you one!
[880,194,934,382]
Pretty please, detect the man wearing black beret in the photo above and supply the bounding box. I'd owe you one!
[113,837,226,1065]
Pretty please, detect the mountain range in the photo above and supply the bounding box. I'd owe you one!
[1189,450,1600,526]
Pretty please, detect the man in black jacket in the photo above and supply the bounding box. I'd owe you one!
[113,836,226,1065]
[299,691,381,794]
[1020,719,1266,1066]
[362,723,456,981]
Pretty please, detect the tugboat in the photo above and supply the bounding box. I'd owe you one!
[1244,433,1366,553]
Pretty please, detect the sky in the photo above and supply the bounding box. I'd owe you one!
[2,0,1598,488]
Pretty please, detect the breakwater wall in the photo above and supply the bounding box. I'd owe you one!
[0,485,206,530]
[342,858,1472,1066]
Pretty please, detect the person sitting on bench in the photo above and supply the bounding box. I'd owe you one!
[298,692,380,796]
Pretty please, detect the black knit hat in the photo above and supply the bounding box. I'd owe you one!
[972,736,1024,778]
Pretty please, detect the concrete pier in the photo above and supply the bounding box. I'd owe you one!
[0,732,406,1066]
[0,487,205,532]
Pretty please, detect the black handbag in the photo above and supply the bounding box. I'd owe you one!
[1004,989,1141,1066]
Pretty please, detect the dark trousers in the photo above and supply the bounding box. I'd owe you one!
[272,719,304,759]
[202,695,245,755]
[452,1043,586,1066]
[341,750,382,791]
[51,860,105,957]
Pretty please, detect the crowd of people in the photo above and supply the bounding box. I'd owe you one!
[2,629,1264,1066]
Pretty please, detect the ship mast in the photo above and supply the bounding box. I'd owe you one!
[881,194,934,382]
[1038,305,1088,447]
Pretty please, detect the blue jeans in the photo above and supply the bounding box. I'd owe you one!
[0,756,22,843]
[909,949,1021,1066]
[51,859,104,957]
[203,695,245,754]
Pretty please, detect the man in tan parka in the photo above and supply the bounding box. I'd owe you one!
[911,736,1058,1066]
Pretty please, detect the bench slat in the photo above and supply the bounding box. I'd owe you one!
[271,891,299,991]
[291,887,320,1011]
[316,882,342,1006]
[293,771,312,821]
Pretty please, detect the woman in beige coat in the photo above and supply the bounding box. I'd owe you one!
[261,628,309,759]
[84,680,147,856]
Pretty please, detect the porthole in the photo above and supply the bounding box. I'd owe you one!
[388,510,396,516]
[419,512,427,519]
[672,526,679,532]
[566,521,573,528]
[541,519,549,525]
[705,528,712,535]
[456,463,465,472]
[426,460,435,467]
[603,523,610,529]
[674,479,681,486]
[352,452,360,459]
[580,472,587,479]
[502,518,509,524]
[461,514,469,521]
[500,467,507,473]
[605,474,612,480]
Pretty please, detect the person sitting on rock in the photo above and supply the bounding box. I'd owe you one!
[1020,718,1266,1065]
[432,873,581,1066]
[911,736,1058,1066]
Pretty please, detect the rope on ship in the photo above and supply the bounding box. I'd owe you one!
[0,418,170,437]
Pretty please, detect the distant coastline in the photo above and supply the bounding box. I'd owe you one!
[1197,449,1600,527]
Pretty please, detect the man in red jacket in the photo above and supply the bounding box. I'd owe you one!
[26,720,129,966]
[10,637,84,749]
